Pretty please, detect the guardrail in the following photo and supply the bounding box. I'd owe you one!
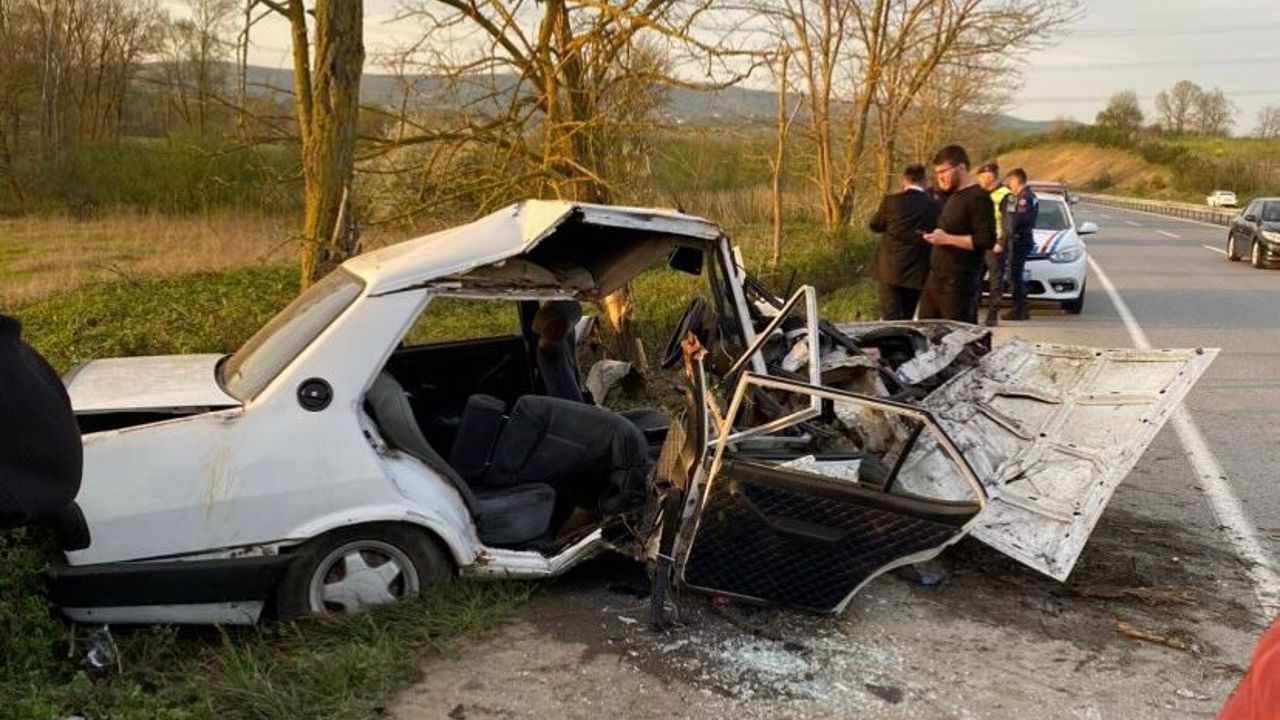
[1080,193,1238,227]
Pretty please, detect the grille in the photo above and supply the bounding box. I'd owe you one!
[682,470,969,612]
[1026,280,1047,295]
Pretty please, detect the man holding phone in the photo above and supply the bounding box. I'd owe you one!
[868,164,940,320]
[920,145,998,322]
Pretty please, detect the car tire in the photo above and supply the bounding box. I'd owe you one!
[1062,282,1085,315]
[1252,240,1266,269]
[1227,233,1241,262]
[275,524,452,620]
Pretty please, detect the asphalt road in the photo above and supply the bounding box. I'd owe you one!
[996,201,1279,580]
[395,202,1278,720]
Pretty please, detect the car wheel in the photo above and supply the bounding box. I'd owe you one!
[275,524,452,619]
[1227,233,1240,262]
[1061,282,1085,315]
[1252,240,1266,269]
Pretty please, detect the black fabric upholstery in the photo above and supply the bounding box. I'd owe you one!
[0,315,82,529]
[366,373,555,546]
[449,394,507,481]
[480,395,652,515]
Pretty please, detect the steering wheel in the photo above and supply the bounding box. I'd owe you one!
[660,296,708,369]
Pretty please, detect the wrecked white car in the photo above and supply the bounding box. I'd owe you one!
[47,201,1216,624]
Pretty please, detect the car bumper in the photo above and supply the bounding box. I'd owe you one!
[1025,254,1087,301]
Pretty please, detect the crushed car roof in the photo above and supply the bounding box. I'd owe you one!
[343,200,722,296]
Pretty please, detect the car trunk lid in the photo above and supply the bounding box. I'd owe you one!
[66,354,239,414]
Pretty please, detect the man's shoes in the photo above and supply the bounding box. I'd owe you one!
[984,312,999,327]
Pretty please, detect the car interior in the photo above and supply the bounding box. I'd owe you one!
[363,230,711,553]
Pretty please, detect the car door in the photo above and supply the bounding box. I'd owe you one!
[673,372,985,613]
[919,338,1216,580]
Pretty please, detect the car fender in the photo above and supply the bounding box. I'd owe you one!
[283,502,479,569]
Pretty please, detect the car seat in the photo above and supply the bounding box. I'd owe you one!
[366,372,555,546]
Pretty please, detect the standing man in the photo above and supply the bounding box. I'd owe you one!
[868,164,940,320]
[920,145,997,322]
[975,162,1012,327]
[1001,168,1039,321]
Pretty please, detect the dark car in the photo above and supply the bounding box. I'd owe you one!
[1226,197,1280,268]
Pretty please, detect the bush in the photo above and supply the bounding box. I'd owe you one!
[40,136,300,216]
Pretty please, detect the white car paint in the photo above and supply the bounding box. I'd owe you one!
[1024,194,1090,307]
[67,354,236,413]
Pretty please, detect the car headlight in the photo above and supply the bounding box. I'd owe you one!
[1263,230,1280,243]
[1050,246,1083,263]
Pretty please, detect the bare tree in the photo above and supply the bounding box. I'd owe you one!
[160,0,237,134]
[1256,105,1280,140]
[1193,87,1235,137]
[769,47,800,271]
[249,0,364,288]
[1153,80,1201,135]
[370,0,748,366]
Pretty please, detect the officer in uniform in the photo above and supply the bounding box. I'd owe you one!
[975,162,1012,326]
[1001,168,1039,321]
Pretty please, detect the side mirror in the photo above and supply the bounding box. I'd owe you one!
[1245,214,1258,223]
[1078,221,1099,235]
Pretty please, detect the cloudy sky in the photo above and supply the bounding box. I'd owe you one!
[165,0,1280,134]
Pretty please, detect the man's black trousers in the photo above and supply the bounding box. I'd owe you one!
[878,283,922,320]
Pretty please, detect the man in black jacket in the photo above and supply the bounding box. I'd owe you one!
[0,314,82,529]
[868,164,940,320]
[920,145,998,322]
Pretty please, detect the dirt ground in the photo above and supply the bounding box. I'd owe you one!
[393,474,1266,720]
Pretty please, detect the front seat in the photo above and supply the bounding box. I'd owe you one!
[366,372,555,547]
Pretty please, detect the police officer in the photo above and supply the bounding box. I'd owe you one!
[975,162,1012,326]
[1001,168,1039,321]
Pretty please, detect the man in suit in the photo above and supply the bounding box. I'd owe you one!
[868,164,940,320]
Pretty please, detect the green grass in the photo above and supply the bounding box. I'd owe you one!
[4,221,878,717]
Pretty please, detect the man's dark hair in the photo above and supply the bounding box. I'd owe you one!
[931,144,970,169]
[1007,168,1028,183]
[902,164,926,184]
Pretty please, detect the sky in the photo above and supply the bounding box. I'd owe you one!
[163,0,1280,134]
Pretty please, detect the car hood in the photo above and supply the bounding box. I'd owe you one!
[1028,228,1079,258]
[65,354,239,413]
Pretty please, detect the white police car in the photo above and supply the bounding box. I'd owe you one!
[1023,193,1096,314]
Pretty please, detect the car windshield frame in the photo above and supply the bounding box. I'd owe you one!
[218,268,365,401]
[1034,198,1072,231]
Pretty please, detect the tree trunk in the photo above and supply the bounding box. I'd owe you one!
[296,0,365,289]
[770,51,789,272]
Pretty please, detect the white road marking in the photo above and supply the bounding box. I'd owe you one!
[1099,213,1113,220]
[1202,245,1227,256]
[1156,230,1180,239]
[1124,220,1143,227]
[1088,255,1280,619]
[1083,201,1231,230]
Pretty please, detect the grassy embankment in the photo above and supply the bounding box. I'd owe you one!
[1,205,878,719]
[996,128,1280,205]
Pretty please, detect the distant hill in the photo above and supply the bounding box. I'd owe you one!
[183,63,1054,131]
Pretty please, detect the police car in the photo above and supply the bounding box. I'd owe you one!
[1022,193,1096,314]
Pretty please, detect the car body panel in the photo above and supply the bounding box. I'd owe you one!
[921,339,1217,580]
[66,354,236,413]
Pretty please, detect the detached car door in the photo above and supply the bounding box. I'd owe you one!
[674,373,986,613]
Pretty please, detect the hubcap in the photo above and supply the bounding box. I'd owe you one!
[1228,235,1235,256]
[1254,242,1261,265]
[308,540,419,614]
